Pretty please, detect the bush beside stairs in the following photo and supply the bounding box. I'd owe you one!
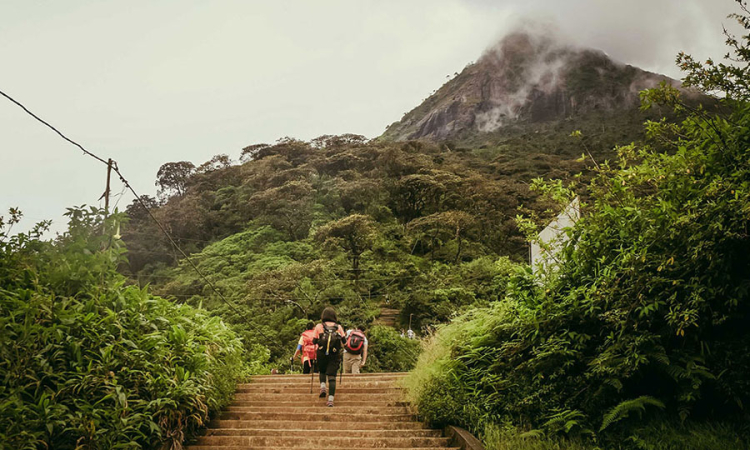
[187,372,459,449]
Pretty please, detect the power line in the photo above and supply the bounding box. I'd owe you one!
[0,88,286,354]
[0,90,109,166]
[111,184,129,211]
[126,271,428,283]
[111,167,285,353]
[122,232,216,243]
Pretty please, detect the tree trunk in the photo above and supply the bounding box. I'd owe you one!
[454,229,463,264]
[352,254,360,288]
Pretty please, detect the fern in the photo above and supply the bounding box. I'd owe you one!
[599,396,665,432]
[518,429,544,439]
[543,409,594,435]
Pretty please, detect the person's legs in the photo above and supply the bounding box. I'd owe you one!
[325,357,340,406]
[350,354,362,374]
[303,360,311,374]
[318,356,328,397]
[343,352,353,373]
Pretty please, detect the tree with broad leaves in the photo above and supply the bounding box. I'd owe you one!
[196,154,232,174]
[125,195,159,222]
[676,0,750,103]
[315,214,377,282]
[155,161,195,199]
[240,143,271,162]
[247,180,315,240]
[310,134,368,149]
[408,210,476,263]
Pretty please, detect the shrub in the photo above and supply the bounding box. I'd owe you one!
[405,8,750,446]
[0,208,248,450]
[366,325,421,372]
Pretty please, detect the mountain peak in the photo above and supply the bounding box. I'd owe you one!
[382,29,673,141]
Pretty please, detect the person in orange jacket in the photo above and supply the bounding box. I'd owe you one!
[292,321,317,374]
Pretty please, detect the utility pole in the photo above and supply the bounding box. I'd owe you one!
[103,158,113,214]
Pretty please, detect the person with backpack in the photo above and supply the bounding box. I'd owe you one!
[343,326,368,374]
[312,307,345,407]
[292,321,317,374]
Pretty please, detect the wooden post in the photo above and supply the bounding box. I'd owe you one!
[104,158,113,213]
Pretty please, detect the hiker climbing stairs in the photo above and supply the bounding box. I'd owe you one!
[188,372,458,449]
[376,306,400,328]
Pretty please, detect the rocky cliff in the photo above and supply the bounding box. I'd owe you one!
[381,31,676,141]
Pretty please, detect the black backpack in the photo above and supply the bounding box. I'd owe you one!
[318,322,342,356]
[345,330,366,355]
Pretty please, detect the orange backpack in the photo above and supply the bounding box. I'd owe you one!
[301,329,317,362]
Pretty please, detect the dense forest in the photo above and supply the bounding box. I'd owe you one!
[2,4,750,450]
[119,107,657,369]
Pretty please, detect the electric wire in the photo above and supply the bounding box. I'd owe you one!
[1,88,492,352]
[0,90,109,166]
[0,88,284,353]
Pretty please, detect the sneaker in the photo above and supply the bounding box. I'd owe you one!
[319,387,327,398]
[326,399,334,407]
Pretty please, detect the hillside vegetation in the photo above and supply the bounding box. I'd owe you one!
[120,97,661,369]
[0,208,248,450]
[406,9,750,450]
[2,6,748,450]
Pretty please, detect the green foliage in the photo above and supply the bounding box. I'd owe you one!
[156,161,195,199]
[315,214,377,276]
[365,325,421,372]
[107,8,748,449]
[405,9,750,448]
[400,257,517,331]
[600,398,665,432]
[0,207,247,450]
[482,420,749,450]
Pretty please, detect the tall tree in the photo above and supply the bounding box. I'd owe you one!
[155,161,195,199]
[247,180,315,240]
[196,154,232,174]
[315,214,377,282]
[408,210,476,262]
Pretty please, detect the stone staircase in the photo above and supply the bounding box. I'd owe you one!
[375,307,400,328]
[188,372,458,449]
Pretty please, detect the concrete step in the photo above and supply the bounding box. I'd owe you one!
[195,435,452,447]
[209,420,428,430]
[237,380,402,389]
[237,380,404,394]
[248,375,407,383]
[229,400,409,407]
[252,372,407,379]
[235,386,402,394]
[189,447,458,450]
[233,393,404,402]
[225,406,410,414]
[187,371,450,450]
[218,411,415,422]
[204,428,441,438]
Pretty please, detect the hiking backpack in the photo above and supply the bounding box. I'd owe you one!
[318,323,342,356]
[301,329,317,361]
[345,330,366,355]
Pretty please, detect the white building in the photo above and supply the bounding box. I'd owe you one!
[530,197,580,274]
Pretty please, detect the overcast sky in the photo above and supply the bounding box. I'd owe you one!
[0,0,738,235]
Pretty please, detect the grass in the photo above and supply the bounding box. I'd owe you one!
[481,419,749,450]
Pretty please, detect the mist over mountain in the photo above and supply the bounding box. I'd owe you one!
[382,29,678,141]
